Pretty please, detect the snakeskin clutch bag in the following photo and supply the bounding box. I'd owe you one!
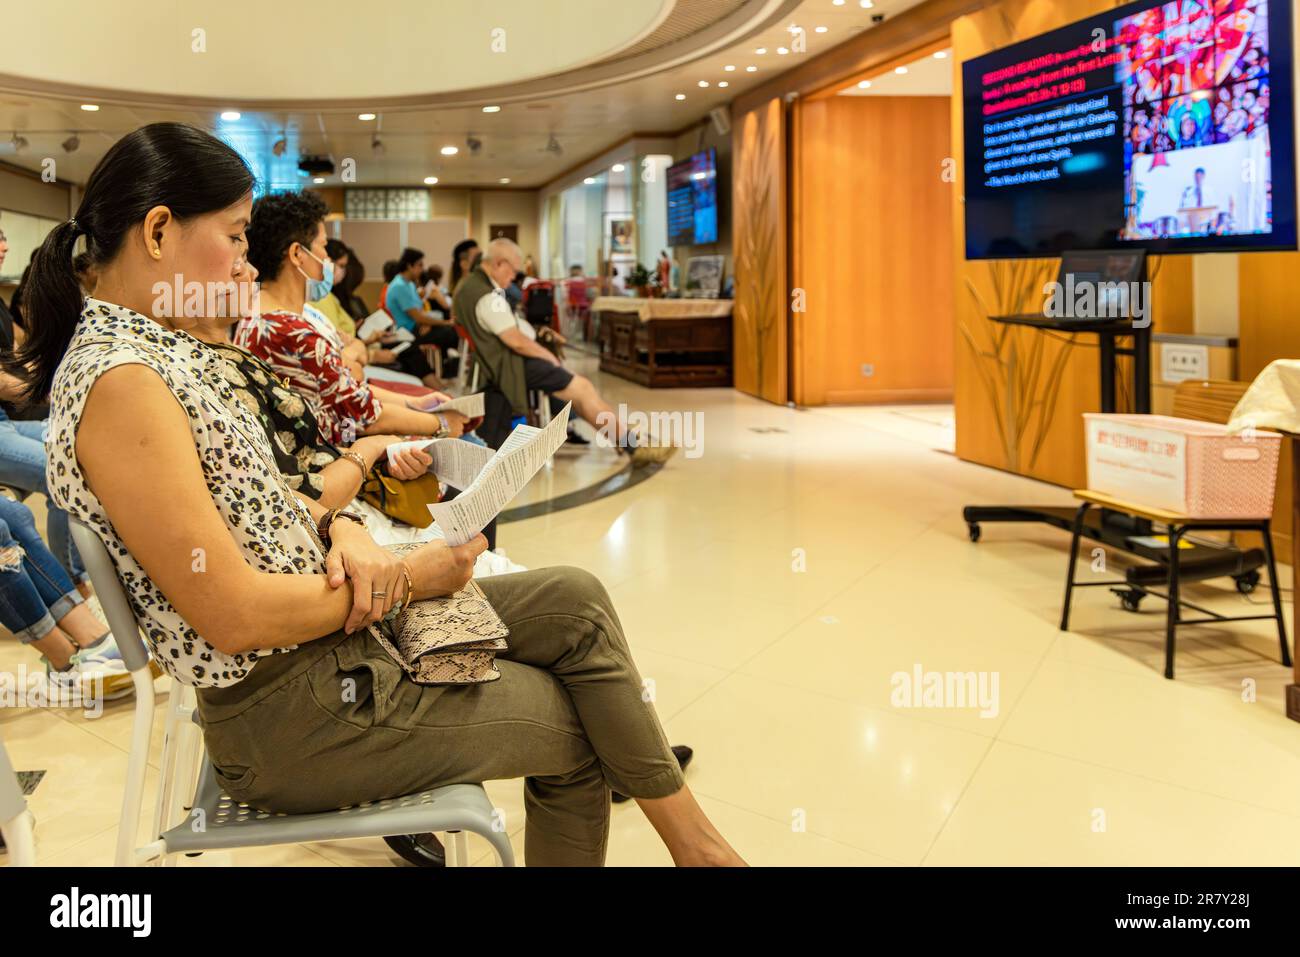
[370,544,509,685]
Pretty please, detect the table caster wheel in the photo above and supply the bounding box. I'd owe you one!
[1111,587,1144,613]
[1235,569,1261,595]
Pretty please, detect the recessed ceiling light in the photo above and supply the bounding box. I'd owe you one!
[777,47,790,55]
[79,103,99,112]
[312,177,325,184]
[858,80,872,89]
[675,93,686,100]
[718,81,729,88]
[815,26,828,33]
[440,146,458,155]
[934,50,949,59]
[220,111,241,121]
[499,177,511,184]
[358,112,376,121]
[746,65,758,72]
[756,47,767,54]
[423,176,439,185]
[482,105,501,113]
[699,80,710,88]
[583,177,596,185]
[724,64,736,72]
[860,0,875,8]
[612,163,626,172]
[895,66,908,75]
[833,0,845,5]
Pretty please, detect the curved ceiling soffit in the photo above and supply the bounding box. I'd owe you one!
[0,0,803,114]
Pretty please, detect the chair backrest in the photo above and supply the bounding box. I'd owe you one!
[1172,379,1250,425]
[68,517,153,674]
[453,322,475,351]
[564,278,590,308]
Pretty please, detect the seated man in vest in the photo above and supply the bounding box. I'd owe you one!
[455,238,675,465]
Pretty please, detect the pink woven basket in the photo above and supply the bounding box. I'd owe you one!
[1083,414,1281,519]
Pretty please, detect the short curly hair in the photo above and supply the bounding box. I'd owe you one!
[246,190,329,283]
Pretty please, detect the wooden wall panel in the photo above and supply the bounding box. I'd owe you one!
[793,95,954,406]
[732,97,788,404]
[1240,250,1300,381]
[1239,247,1300,569]
[952,0,1196,488]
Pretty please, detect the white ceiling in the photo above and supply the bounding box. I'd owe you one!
[838,47,954,97]
[1,0,670,101]
[0,0,931,190]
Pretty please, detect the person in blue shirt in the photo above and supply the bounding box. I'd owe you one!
[385,247,458,387]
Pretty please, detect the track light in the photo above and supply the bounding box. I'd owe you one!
[61,134,80,153]
[272,137,287,157]
[9,133,28,153]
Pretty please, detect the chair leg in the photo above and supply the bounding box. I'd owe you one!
[116,669,159,866]
[445,829,470,867]
[1259,520,1293,668]
[0,809,36,867]
[1060,503,1090,631]
[1165,524,1184,679]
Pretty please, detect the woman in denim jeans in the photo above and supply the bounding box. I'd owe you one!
[0,413,88,591]
[0,230,86,590]
[0,495,130,699]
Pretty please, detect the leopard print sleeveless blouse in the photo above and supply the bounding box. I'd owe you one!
[47,299,327,687]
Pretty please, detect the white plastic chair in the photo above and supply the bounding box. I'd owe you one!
[69,517,514,867]
[0,739,35,866]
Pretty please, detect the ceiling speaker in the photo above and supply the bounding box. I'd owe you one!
[708,106,731,137]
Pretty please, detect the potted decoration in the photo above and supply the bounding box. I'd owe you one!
[630,263,653,298]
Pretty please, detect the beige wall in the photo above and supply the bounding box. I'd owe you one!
[468,190,540,262]
[0,164,74,220]
[309,185,539,271]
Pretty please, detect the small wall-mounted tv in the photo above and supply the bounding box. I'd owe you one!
[667,148,719,246]
[962,0,1295,259]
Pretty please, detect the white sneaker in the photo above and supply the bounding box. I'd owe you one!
[44,653,134,702]
[472,549,529,578]
[76,631,163,679]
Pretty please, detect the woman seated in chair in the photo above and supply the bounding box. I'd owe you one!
[231,191,466,446]
[198,259,520,573]
[18,123,742,867]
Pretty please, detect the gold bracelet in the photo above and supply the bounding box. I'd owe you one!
[398,563,415,613]
[340,451,369,476]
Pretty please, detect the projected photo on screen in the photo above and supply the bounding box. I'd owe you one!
[962,0,1295,259]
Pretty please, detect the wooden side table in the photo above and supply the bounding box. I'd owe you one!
[1061,489,1292,680]
[1290,441,1300,722]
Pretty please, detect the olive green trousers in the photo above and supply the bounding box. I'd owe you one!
[196,566,684,866]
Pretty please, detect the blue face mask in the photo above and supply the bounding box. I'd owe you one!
[296,244,335,301]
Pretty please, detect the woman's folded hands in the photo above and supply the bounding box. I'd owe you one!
[325,520,488,633]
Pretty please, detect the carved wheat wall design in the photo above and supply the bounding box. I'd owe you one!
[959,260,1069,472]
[734,102,782,403]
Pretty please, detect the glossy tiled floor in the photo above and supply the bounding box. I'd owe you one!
[4,351,1298,866]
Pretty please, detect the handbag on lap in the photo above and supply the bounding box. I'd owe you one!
[370,542,509,685]
[359,468,442,529]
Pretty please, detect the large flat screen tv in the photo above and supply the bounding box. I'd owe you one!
[667,148,720,246]
[962,0,1295,259]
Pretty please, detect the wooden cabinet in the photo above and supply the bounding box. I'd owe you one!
[596,304,733,388]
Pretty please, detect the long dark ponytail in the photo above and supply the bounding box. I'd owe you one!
[8,122,255,403]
